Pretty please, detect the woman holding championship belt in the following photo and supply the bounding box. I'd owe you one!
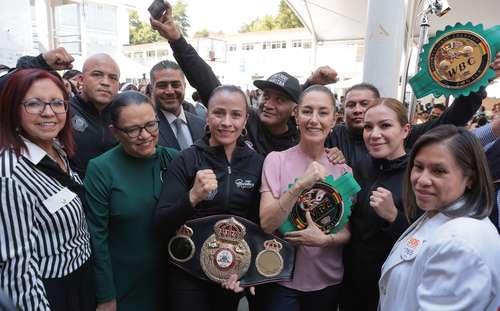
[258,85,352,311]
[340,98,413,311]
[379,125,500,310]
[155,85,264,311]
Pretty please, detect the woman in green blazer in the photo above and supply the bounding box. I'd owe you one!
[84,91,178,311]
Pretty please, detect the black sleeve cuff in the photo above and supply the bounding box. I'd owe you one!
[381,210,410,241]
[155,190,196,238]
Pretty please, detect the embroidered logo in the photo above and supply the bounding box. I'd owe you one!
[71,115,88,132]
[243,140,254,150]
[235,179,255,190]
[268,73,289,87]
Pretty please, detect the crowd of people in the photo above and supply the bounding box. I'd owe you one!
[1,1,500,311]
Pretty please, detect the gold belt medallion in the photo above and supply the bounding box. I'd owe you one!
[200,217,251,283]
[255,239,284,278]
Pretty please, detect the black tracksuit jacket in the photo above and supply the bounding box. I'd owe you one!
[154,134,264,237]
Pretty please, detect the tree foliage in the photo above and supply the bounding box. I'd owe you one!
[129,10,162,45]
[129,1,190,45]
[275,0,303,29]
[193,28,210,38]
[239,0,303,33]
[173,0,190,37]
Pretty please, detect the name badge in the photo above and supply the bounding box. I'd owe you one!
[43,187,77,213]
[400,236,422,260]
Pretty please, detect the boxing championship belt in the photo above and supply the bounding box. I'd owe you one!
[167,215,295,286]
[279,173,361,235]
[410,22,500,98]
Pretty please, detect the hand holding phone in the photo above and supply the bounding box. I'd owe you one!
[149,0,181,41]
[148,0,166,20]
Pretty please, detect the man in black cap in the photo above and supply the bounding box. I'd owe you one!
[150,4,338,155]
[244,71,302,154]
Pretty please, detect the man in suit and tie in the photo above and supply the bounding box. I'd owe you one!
[150,60,205,150]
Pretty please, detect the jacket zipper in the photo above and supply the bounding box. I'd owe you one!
[225,165,232,212]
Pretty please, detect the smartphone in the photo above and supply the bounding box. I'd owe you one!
[148,0,166,20]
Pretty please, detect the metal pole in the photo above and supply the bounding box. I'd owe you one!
[408,12,430,123]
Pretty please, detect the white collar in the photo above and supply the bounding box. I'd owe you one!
[162,106,187,125]
[21,137,67,165]
[21,138,48,165]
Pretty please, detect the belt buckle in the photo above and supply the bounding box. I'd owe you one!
[200,217,251,283]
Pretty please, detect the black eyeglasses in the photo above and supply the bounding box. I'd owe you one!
[114,120,160,138]
[22,98,69,115]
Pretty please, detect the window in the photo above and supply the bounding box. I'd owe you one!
[228,44,237,52]
[157,49,168,57]
[147,50,155,57]
[263,40,286,50]
[292,40,302,48]
[303,40,312,49]
[133,52,144,59]
[242,43,254,51]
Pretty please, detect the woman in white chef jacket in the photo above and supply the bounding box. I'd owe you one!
[379,125,500,311]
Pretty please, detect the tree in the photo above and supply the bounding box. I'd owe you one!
[172,0,190,37]
[239,15,275,33]
[193,28,209,38]
[129,11,163,44]
[239,0,303,33]
[275,0,303,29]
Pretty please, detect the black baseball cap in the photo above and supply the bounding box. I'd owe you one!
[253,72,301,103]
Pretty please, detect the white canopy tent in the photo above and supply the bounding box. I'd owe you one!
[286,0,500,99]
[286,0,500,44]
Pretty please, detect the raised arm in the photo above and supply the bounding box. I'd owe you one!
[150,1,220,105]
[0,47,74,94]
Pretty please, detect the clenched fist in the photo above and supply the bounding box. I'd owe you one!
[189,169,218,206]
[307,65,339,86]
[297,161,326,191]
[369,187,398,223]
[42,47,74,70]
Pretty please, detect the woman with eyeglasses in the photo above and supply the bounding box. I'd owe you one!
[84,91,178,311]
[0,68,93,311]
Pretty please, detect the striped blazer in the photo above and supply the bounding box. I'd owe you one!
[0,140,91,311]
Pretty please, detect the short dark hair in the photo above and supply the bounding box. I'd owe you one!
[0,69,74,156]
[299,85,336,112]
[109,91,154,126]
[62,69,82,80]
[403,125,493,221]
[345,83,381,99]
[208,85,248,111]
[150,60,184,85]
[192,91,200,102]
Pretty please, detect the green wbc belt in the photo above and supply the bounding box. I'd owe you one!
[410,22,500,98]
[279,173,361,234]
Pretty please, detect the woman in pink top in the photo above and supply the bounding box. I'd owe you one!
[257,85,352,311]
